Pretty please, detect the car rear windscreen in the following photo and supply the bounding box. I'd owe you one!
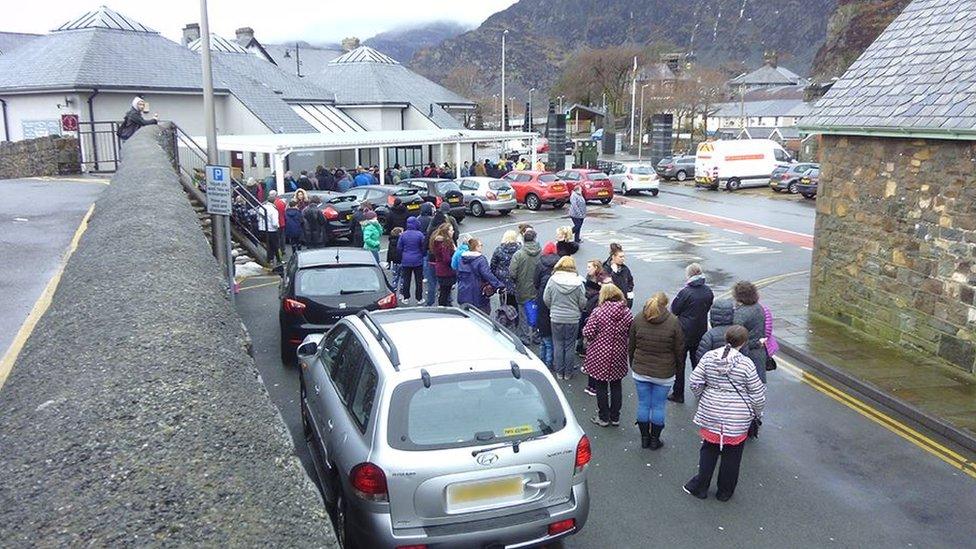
[388,371,566,451]
[630,166,654,175]
[589,172,610,180]
[488,180,512,191]
[538,174,559,183]
[435,181,461,194]
[297,266,385,297]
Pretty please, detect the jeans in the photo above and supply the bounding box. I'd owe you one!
[400,265,424,301]
[673,341,701,398]
[685,440,746,499]
[390,263,401,290]
[570,216,584,242]
[369,249,380,265]
[423,257,437,306]
[517,301,537,343]
[437,275,456,306]
[552,322,578,375]
[538,336,554,369]
[593,378,622,422]
[635,379,672,426]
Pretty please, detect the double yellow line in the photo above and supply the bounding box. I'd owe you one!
[777,358,976,479]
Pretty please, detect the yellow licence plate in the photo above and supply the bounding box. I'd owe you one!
[345,214,352,221]
[598,190,609,196]
[499,193,512,200]
[407,203,420,210]
[449,198,460,204]
[639,176,649,182]
[448,476,523,505]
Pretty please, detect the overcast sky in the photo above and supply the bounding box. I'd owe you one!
[4,0,518,44]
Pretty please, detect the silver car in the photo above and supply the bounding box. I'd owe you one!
[298,307,591,548]
[457,177,518,217]
[607,162,660,196]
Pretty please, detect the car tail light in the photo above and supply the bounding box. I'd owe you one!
[377,292,397,309]
[350,462,388,502]
[548,519,576,536]
[322,206,339,220]
[282,298,306,316]
[387,195,395,206]
[574,435,591,475]
[486,190,497,200]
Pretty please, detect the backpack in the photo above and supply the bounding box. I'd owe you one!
[116,118,135,140]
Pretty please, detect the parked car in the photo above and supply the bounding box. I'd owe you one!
[400,178,466,221]
[695,139,794,191]
[278,248,396,364]
[590,128,604,141]
[796,167,821,199]
[297,307,591,548]
[606,162,660,196]
[502,170,571,210]
[340,185,425,232]
[555,169,615,204]
[656,155,696,181]
[456,177,518,217]
[769,163,819,194]
[281,191,357,242]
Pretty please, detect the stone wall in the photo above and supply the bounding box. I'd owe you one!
[811,134,976,374]
[0,135,81,179]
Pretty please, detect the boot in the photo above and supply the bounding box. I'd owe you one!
[648,423,664,450]
[636,421,651,449]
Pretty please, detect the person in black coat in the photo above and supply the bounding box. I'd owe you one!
[668,263,715,402]
[428,203,459,244]
[302,195,325,248]
[118,97,158,141]
[384,198,409,233]
[603,243,635,308]
[351,201,372,248]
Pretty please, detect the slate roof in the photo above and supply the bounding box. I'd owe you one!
[742,85,807,102]
[0,32,40,56]
[309,46,474,129]
[712,99,810,119]
[259,43,344,77]
[801,0,976,137]
[728,64,806,87]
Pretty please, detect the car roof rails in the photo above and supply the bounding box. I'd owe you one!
[460,304,528,357]
[356,310,400,370]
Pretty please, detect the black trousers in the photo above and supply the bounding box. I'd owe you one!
[685,440,745,498]
[571,216,584,242]
[673,340,701,398]
[437,275,456,306]
[593,378,622,422]
[400,266,424,300]
[262,230,280,263]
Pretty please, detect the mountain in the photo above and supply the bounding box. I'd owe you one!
[364,21,470,64]
[409,0,858,98]
[811,0,911,80]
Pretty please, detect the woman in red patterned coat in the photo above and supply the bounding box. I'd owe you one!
[582,284,633,427]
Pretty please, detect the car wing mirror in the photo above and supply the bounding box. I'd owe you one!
[296,333,325,360]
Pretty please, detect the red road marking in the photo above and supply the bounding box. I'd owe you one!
[614,196,814,248]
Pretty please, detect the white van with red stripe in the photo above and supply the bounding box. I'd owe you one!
[694,139,794,191]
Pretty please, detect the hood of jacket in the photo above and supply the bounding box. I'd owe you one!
[498,242,520,255]
[539,253,559,271]
[406,216,420,230]
[600,299,632,322]
[521,241,541,258]
[709,299,734,326]
[549,270,584,294]
[687,274,707,287]
[710,346,743,375]
[645,309,674,325]
[420,202,434,216]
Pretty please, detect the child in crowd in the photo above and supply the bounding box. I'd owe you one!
[283,199,304,254]
[387,227,404,289]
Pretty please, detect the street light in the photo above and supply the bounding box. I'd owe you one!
[528,88,536,129]
[629,55,638,147]
[556,95,565,114]
[501,29,509,131]
[509,96,515,128]
[638,83,649,161]
[492,94,499,129]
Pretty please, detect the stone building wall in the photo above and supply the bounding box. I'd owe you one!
[811,134,976,373]
[0,135,81,179]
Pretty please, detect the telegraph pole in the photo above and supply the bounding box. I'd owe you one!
[501,29,508,132]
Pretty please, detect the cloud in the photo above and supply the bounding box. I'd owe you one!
[3,0,516,44]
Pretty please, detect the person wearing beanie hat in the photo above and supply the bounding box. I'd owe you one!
[361,210,383,264]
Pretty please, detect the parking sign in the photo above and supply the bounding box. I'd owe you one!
[205,165,232,215]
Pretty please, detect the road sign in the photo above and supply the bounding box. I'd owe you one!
[205,165,232,215]
[60,114,79,132]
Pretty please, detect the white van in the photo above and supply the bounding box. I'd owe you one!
[694,139,793,191]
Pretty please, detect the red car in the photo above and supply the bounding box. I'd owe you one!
[555,169,615,204]
[502,170,571,210]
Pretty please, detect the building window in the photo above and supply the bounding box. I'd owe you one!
[263,153,270,168]
[249,152,257,168]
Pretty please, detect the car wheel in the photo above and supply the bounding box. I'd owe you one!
[621,183,629,195]
[651,189,659,197]
[499,209,512,216]
[552,201,565,210]
[787,182,798,194]
[600,197,612,205]
[525,193,541,211]
[802,193,815,199]
[676,170,687,181]
[470,201,485,217]
[334,491,357,549]
[771,187,781,193]
[726,178,741,191]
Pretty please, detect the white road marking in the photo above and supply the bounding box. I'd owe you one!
[723,229,744,235]
[801,246,813,251]
[759,237,782,244]
[693,221,709,226]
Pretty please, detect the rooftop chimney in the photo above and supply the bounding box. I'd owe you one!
[235,27,255,46]
[763,51,778,68]
[181,23,200,46]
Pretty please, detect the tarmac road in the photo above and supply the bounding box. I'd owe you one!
[237,182,976,548]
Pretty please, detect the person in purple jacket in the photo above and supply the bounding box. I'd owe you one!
[396,217,427,305]
[456,238,504,314]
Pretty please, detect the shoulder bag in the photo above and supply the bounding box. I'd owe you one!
[725,370,762,439]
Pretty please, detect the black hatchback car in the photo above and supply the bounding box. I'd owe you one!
[279,248,396,363]
[340,185,426,230]
[282,191,358,242]
[400,178,466,221]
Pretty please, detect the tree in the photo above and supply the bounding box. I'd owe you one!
[551,46,645,118]
[443,65,481,100]
[341,37,361,52]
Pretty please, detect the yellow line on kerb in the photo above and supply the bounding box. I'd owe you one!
[0,204,95,391]
[778,358,976,480]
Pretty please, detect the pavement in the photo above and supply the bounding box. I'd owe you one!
[0,176,107,365]
[236,181,976,547]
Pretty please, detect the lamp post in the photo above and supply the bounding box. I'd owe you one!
[492,94,499,129]
[638,83,649,161]
[557,95,565,113]
[509,97,515,128]
[501,29,509,131]
[528,88,536,130]
[629,55,638,146]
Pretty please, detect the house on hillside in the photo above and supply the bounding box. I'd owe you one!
[799,0,976,374]
[727,53,809,91]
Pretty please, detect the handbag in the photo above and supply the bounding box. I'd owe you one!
[725,372,762,439]
[765,356,778,371]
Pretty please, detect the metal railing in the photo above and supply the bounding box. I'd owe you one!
[77,120,121,172]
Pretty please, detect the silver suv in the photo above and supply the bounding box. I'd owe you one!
[297,306,591,548]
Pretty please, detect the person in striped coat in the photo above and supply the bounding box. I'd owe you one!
[683,325,766,502]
